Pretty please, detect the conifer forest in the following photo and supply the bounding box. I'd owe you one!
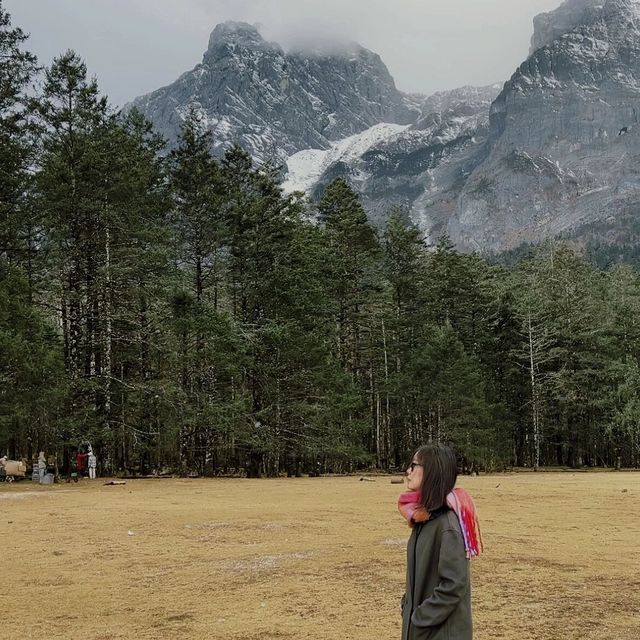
[2,4,640,476]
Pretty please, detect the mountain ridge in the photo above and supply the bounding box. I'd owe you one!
[129,1,640,252]
[127,20,418,165]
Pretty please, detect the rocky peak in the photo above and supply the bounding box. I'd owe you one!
[599,0,640,28]
[530,0,605,53]
[287,40,396,88]
[206,21,280,55]
[448,0,640,252]
[416,85,501,122]
[507,0,640,104]
[208,21,261,46]
[530,0,640,55]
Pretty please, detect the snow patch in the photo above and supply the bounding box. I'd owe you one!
[282,122,410,193]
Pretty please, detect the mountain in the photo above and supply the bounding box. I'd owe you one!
[128,21,418,164]
[302,0,640,251]
[284,84,501,230]
[131,1,640,253]
[449,0,640,251]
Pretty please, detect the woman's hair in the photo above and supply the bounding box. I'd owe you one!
[413,443,458,511]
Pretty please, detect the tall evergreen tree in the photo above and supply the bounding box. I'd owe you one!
[406,324,488,451]
[316,178,382,467]
[512,244,610,467]
[170,109,225,307]
[0,260,66,459]
[35,53,176,471]
[168,110,237,472]
[317,178,380,374]
[0,2,38,273]
[381,207,426,465]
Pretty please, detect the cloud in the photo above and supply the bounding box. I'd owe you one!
[5,0,563,104]
[180,0,562,92]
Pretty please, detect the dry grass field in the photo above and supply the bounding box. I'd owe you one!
[2,472,640,640]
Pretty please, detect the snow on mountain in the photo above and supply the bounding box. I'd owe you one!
[292,83,501,229]
[282,123,410,194]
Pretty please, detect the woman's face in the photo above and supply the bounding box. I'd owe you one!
[406,455,424,492]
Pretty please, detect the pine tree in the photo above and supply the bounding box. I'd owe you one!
[405,324,488,456]
[422,235,492,353]
[512,243,610,468]
[317,178,380,372]
[0,2,38,274]
[0,260,66,459]
[168,110,234,472]
[96,109,174,473]
[483,283,530,467]
[35,53,177,471]
[316,178,381,468]
[381,207,426,465]
[170,109,225,307]
[607,357,640,468]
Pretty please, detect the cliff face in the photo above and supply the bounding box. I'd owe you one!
[450,0,640,250]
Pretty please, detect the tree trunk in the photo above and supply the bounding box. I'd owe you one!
[104,225,112,415]
[528,312,541,471]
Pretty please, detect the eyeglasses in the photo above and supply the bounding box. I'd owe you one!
[408,461,423,472]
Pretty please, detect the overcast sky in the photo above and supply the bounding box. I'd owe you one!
[6,0,562,107]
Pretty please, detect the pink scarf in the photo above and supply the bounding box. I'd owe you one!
[398,487,483,559]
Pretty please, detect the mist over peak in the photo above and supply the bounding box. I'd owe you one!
[207,20,272,50]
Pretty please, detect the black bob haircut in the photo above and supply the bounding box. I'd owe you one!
[411,443,458,512]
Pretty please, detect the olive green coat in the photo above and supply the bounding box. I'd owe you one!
[401,510,472,640]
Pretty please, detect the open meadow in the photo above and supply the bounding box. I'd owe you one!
[2,472,640,640]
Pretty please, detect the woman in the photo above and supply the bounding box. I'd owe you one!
[398,444,482,640]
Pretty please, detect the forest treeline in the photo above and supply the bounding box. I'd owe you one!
[2,5,640,476]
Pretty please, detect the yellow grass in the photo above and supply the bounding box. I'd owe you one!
[3,472,640,639]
